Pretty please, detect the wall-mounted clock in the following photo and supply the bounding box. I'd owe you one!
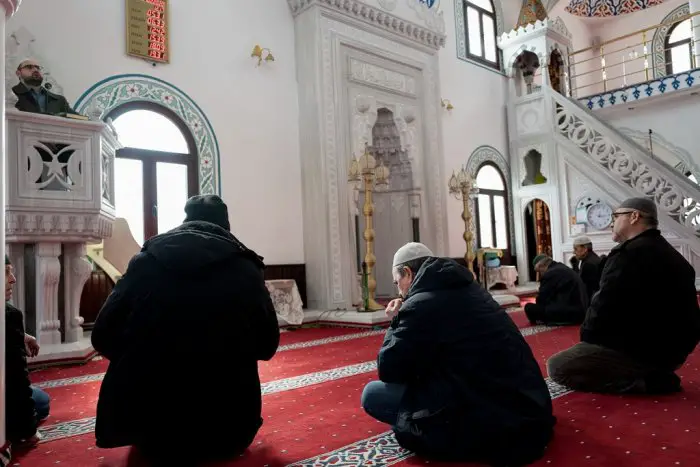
[586,201,614,230]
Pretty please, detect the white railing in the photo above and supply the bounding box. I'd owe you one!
[569,11,700,97]
[551,89,700,237]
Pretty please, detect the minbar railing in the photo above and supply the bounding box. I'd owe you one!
[4,109,118,355]
[569,11,700,97]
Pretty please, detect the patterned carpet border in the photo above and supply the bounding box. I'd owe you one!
[287,378,572,467]
[35,325,560,444]
[34,330,386,390]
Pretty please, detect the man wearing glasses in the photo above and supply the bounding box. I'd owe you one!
[12,58,76,115]
[548,197,700,394]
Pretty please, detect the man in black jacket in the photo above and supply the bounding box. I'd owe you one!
[91,195,281,464]
[570,236,602,304]
[548,198,700,394]
[361,243,555,465]
[12,59,76,115]
[5,254,49,447]
[524,255,588,325]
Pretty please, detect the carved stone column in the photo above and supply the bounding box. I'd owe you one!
[6,243,25,310]
[1,1,24,460]
[62,243,91,343]
[33,243,62,345]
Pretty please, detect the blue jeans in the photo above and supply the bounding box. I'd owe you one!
[31,386,50,421]
[361,381,407,426]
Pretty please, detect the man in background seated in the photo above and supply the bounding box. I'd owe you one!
[548,198,700,394]
[12,59,76,115]
[524,254,588,326]
[361,243,555,466]
[91,195,280,464]
[570,235,602,304]
[5,254,50,448]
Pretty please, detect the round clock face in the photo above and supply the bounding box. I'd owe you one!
[586,203,613,230]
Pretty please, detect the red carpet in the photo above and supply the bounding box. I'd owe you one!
[12,313,700,466]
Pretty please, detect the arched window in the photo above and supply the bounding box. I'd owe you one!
[475,163,509,249]
[109,103,199,245]
[463,0,499,69]
[666,18,693,75]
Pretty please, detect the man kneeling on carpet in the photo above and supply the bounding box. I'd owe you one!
[91,195,281,464]
[361,242,555,466]
[548,198,700,394]
[523,254,588,326]
[4,254,50,448]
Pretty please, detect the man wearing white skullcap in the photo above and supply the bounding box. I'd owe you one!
[360,242,554,465]
[570,235,602,303]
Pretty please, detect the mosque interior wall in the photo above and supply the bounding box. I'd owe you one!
[6,0,306,264]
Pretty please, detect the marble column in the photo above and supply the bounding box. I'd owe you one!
[62,243,91,343]
[690,0,700,68]
[33,243,62,345]
[1,0,24,460]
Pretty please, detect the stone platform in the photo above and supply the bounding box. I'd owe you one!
[280,283,538,328]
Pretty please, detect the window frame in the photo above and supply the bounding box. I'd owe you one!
[665,18,694,76]
[474,162,509,250]
[462,0,500,70]
[107,101,199,241]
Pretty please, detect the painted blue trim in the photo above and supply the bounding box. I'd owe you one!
[579,67,700,111]
[75,73,222,195]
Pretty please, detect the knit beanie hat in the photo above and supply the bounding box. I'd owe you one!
[532,254,549,267]
[183,195,230,231]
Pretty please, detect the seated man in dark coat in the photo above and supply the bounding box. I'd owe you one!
[548,198,700,394]
[12,59,76,115]
[361,243,555,466]
[524,255,588,326]
[91,195,281,464]
[570,235,602,304]
[5,254,49,448]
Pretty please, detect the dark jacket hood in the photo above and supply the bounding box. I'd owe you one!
[407,257,474,298]
[142,221,263,273]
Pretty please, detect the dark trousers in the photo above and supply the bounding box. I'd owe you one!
[524,303,584,326]
[31,386,50,422]
[547,342,680,394]
[361,381,407,426]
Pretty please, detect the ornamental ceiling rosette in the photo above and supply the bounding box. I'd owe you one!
[565,0,666,17]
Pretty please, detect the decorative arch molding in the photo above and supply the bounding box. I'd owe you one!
[465,145,515,252]
[74,74,221,195]
[455,0,505,69]
[504,45,546,78]
[652,3,690,79]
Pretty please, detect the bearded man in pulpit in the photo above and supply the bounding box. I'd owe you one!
[91,195,280,464]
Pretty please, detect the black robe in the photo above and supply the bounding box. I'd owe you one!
[91,221,280,462]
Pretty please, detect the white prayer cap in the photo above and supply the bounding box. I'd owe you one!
[573,236,592,247]
[392,242,434,268]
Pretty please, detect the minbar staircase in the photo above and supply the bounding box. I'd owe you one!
[547,87,700,276]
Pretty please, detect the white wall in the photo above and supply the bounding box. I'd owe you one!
[597,92,700,172]
[440,0,511,257]
[7,0,305,264]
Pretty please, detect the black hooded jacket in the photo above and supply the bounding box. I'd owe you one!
[378,257,555,465]
[91,221,280,457]
[5,303,38,442]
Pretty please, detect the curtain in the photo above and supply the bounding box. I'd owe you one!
[534,199,552,257]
